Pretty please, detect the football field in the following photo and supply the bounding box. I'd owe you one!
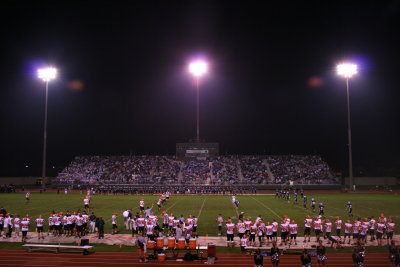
[0,192,399,236]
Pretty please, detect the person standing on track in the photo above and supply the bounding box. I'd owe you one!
[270,241,281,267]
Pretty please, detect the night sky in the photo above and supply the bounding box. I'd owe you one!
[1,0,399,177]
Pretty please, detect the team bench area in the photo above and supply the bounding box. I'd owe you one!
[22,244,93,255]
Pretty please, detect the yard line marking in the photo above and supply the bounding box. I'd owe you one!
[197,197,207,219]
[250,196,281,219]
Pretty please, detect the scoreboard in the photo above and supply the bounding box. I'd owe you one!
[176,142,219,158]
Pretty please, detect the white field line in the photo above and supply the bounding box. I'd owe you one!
[250,196,281,219]
[197,197,207,219]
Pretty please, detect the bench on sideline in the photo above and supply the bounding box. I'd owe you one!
[23,244,93,255]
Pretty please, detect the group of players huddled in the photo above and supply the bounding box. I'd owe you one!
[120,191,200,245]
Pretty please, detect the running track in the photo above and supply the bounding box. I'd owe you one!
[0,250,392,266]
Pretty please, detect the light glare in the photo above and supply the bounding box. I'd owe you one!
[337,63,357,78]
[189,61,207,77]
[38,67,57,82]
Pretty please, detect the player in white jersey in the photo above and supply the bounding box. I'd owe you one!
[344,220,353,244]
[244,218,252,235]
[272,219,278,242]
[314,217,322,243]
[376,219,386,246]
[304,215,312,243]
[25,191,30,203]
[249,222,257,246]
[237,220,246,239]
[386,218,395,246]
[289,220,298,246]
[36,215,45,239]
[265,222,273,245]
[4,213,13,238]
[216,214,223,236]
[21,216,30,242]
[240,234,249,251]
[13,215,21,237]
[368,216,376,241]
[111,212,118,234]
[335,216,343,237]
[162,211,169,229]
[184,222,193,243]
[192,216,198,238]
[83,198,90,210]
[157,198,162,211]
[225,220,236,247]
[146,220,154,240]
[168,213,174,234]
[324,219,332,242]
[137,215,145,235]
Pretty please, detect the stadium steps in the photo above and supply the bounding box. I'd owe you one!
[263,158,275,184]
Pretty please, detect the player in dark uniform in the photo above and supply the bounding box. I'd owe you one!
[319,203,325,216]
[347,201,353,217]
[303,195,307,209]
[294,193,298,204]
[311,198,316,212]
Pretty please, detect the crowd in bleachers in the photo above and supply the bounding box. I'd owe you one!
[55,155,339,185]
[267,155,338,184]
[181,160,210,184]
[240,156,269,184]
[210,156,239,185]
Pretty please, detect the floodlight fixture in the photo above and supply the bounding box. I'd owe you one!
[38,67,57,82]
[189,61,207,77]
[337,63,357,79]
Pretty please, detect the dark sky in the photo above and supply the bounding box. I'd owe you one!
[1,0,399,176]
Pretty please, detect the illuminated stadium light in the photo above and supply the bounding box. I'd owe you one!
[188,60,208,142]
[189,61,207,77]
[37,67,57,82]
[337,63,357,78]
[37,66,57,182]
[336,62,358,191]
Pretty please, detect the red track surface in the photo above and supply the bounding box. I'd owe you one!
[0,250,392,266]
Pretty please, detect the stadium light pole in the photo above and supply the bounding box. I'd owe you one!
[189,61,207,142]
[37,67,57,181]
[337,63,357,191]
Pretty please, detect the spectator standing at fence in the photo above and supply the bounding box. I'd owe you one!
[316,240,327,266]
[253,249,264,267]
[270,241,280,267]
[136,235,147,262]
[300,249,312,267]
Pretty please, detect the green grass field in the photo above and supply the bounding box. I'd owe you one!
[1,192,399,236]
